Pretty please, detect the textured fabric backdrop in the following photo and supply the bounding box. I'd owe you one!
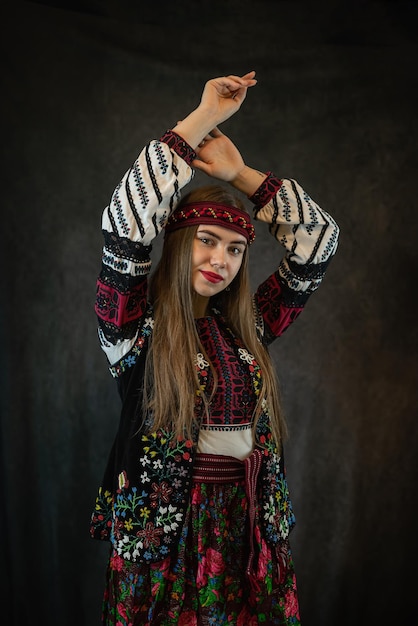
[1,1,417,625]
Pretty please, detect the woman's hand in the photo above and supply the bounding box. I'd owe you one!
[193,127,245,182]
[194,127,268,196]
[172,71,257,150]
[198,71,257,125]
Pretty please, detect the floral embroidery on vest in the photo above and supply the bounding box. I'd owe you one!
[91,429,196,563]
[255,411,296,542]
[90,308,295,561]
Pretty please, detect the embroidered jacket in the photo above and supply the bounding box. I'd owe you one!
[90,130,339,563]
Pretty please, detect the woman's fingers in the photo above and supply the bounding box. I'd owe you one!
[198,127,223,148]
[217,73,257,95]
[198,134,211,148]
[224,72,257,89]
[225,71,256,83]
[241,70,257,80]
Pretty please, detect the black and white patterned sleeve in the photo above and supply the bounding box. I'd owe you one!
[96,131,196,369]
[251,173,340,341]
[103,133,196,245]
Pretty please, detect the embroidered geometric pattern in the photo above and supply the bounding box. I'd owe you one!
[166,202,256,244]
[195,315,257,424]
[249,171,283,207]
[159,129,197,166]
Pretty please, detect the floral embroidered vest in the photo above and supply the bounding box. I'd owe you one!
[90,307,296,563]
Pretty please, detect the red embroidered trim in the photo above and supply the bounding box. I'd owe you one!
[165,202,255,244]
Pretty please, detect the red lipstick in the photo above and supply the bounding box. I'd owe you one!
[200,270,223,284]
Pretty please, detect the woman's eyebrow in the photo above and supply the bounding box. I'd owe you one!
[197,228,247,245]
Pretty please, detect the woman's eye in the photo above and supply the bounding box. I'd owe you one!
[199,237,212,245]
[230,247,243,255]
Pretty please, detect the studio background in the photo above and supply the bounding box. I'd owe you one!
[1,1,417,625]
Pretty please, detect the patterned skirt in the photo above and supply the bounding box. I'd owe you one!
[102,452,301,625]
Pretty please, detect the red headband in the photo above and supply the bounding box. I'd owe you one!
[165,202,255,244]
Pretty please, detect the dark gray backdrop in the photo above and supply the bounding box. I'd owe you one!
[1,1,417,625]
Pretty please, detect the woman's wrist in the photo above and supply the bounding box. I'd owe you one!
[172,107,221,150]
[230,165,268,197]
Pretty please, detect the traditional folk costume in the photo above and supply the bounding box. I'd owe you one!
[90,130,339,625]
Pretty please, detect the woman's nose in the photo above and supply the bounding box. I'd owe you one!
[210,247,226,268]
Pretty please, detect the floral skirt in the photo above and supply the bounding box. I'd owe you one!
[102,454,301,625]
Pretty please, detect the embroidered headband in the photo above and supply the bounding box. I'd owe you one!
[165,202,255,244]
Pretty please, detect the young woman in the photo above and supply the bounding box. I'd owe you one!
[90,71,339,625]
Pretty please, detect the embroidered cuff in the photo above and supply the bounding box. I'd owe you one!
[249,171,283,207]
[160,130,197,166]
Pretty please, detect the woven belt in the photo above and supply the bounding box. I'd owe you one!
[193,453,245,483]
[193,449,263,590]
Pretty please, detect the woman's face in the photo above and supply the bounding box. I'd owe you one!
[191,224,247,315]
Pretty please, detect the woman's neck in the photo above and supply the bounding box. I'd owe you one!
[192,294,209,318]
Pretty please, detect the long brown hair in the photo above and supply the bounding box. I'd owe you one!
[144,185,287,448]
